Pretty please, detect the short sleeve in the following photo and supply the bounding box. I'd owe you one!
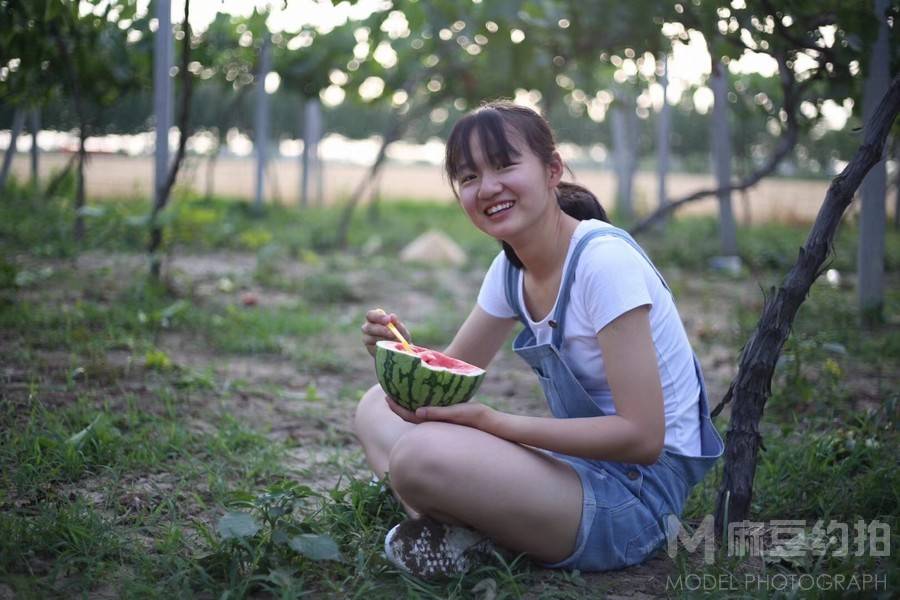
[577,238,653,333]
[477,251,518,319]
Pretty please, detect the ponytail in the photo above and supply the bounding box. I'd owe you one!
[502,181,609,269]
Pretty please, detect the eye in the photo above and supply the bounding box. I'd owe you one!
[459,173,476,184]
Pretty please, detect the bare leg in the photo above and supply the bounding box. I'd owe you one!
[353,383,421,517]
[388,421,584,564]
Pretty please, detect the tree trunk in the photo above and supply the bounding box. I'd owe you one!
[254,34,271,215]
[334,118,405,247]
[710,58,738,256]
[611,92,638,222]
[204,132,220,201]
[0,108,26,191]
[301,98,323,207]
[150,0,192,279]
[893,136,899,229]
[30,108,40,184]
[150,0,173,276]
[857,0,890,325]
[45,152,77,197]
[74,123,87,241]
[712,74,900,539]
[655,53,671,229]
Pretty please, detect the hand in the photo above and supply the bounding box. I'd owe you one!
[362,308,411,358]
[385,396,494,430]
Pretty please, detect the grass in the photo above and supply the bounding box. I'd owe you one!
[1,181,899,597]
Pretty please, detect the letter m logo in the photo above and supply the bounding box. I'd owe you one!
[666,515,715,564]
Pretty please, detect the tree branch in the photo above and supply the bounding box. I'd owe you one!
[712,74,900,534]
[630,51,800,235]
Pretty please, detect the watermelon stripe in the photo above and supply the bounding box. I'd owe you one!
[375,342,484,411]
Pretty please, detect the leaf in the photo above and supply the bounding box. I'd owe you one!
[217,511,261,540]
[288,534,342,561]
[67,415,101,447]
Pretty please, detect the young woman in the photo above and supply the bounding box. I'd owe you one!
[355,101,723,578]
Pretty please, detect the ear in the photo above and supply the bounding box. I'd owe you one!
[547,151,564,187]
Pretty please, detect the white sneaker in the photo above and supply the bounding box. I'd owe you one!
[383,517,494,579]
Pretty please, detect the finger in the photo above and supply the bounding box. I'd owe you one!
[386,396,425,424]
[367,308,392,324]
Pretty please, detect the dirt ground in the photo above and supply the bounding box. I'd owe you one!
[7,247,769,597]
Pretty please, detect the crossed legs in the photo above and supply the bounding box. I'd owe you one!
[353,384,584,564]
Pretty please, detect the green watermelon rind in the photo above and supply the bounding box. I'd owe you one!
[374,341,485,411]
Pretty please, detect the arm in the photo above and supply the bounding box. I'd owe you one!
[442,304,518,369]
[398,305,666,465]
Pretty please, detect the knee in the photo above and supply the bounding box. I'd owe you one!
[388,423,460,499]
[353,384,385,439]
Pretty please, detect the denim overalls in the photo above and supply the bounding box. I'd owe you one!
[504,225,724,571]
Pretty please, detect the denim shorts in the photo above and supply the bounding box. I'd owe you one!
[539,453,691,572]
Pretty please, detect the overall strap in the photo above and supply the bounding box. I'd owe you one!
[503,224,672,347]
[551,225,672,347]
[504,257,528,325]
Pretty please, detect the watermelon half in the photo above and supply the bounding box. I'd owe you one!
[374,341,486,411]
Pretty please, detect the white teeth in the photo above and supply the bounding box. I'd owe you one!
[485,202,514,216]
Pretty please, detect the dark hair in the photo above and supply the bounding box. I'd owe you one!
[444,100,609,269]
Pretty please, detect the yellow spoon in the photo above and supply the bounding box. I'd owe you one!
[377,308,413,352]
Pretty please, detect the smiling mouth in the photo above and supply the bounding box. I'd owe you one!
[484,201,514,216]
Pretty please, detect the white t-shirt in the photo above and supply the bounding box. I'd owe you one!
[477,219,702,456]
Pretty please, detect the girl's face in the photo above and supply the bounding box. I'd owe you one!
[454,128,563,241]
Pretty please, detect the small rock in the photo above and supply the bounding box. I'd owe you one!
[241,292,259,306]
[709,255,743,277]
[399,230,467,267]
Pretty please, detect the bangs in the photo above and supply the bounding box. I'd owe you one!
[445,108,521,183]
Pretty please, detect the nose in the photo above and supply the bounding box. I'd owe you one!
[477,171,502,201]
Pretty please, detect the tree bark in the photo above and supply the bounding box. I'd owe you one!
[857,0,890,324]
[710,58,738,256]
[0,108,26,191]
[712,74,900,539]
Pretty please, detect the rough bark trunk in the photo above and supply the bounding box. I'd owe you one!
[710,58,738,256]
[712,74,900,539]
[857,0,890,324]
[0,108,26,191]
